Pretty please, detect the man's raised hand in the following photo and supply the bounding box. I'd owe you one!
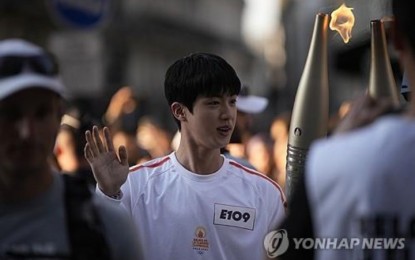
[84,126,129,196]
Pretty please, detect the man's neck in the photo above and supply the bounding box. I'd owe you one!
[175,145,223,175]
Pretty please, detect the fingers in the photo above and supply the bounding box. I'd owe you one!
[84,143,94,164]
[103,127,115,152]
[85,125,106,157]
[348,94,373,116]
[93,126,105,153]
[335,94,398,135]
[360,97,395,122]
[118,145,129,167]
[85,129,99,156]
[371,98,397,116]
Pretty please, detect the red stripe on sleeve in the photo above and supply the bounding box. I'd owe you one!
[129,156,170,172]
[229,161,287,207]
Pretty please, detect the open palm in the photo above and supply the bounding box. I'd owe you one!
[84,126,129,196]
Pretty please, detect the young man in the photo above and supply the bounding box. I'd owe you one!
[278,1,415,259]
[85,53,286,259]
[0,39,142,259]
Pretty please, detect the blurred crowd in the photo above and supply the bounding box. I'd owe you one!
[54,84,354,192]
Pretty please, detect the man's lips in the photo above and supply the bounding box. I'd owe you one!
[217,126,232,135]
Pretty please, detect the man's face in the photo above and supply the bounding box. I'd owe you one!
[0,88,61,175]
[182,94,237,150]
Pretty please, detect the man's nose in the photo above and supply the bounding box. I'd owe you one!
[220,103,234,120]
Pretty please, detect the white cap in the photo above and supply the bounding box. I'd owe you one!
[236,86,268,114]
[0,39,65,100]
[236,95,268,114]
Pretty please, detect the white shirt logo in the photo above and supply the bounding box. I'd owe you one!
[213,203,256,230]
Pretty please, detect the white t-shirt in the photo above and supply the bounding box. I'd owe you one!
[306,116,415,259]
[97,152,286,260]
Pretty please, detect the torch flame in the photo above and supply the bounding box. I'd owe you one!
[330,4,355,43]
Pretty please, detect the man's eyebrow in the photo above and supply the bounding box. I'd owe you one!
[206,94,236,98]
[203,95,221,98]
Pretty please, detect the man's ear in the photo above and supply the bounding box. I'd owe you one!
[171,102,187,121]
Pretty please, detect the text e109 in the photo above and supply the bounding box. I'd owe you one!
[219,209,251,222]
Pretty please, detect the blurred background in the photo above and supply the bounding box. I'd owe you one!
[0,0,399,133]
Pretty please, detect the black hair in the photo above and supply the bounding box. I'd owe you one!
[164,53,241,129]
[393,0,415,56]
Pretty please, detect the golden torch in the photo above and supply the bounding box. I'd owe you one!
[368,19,400,105]
[285,13,329,200]
[285,4,355,200]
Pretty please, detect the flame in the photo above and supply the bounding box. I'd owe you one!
[330,4,355,43]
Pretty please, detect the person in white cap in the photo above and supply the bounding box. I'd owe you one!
[0,39,142,259]
[236,85,269,114]
[225,85,269,168]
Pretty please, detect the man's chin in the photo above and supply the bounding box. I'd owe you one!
[217,140,231,150]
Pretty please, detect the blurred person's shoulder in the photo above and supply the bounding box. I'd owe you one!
[312,115,415,154]
[91,193,142,259]
[307,115,415,184]
[63,174,142,259]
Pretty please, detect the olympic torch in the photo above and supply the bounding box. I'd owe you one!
[285,4,355,200]
[285,13,329,200]
[368,19,400,106]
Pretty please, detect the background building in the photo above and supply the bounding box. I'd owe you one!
[0,0,401,134]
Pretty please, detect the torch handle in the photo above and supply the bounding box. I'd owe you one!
[285,144,308,201]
